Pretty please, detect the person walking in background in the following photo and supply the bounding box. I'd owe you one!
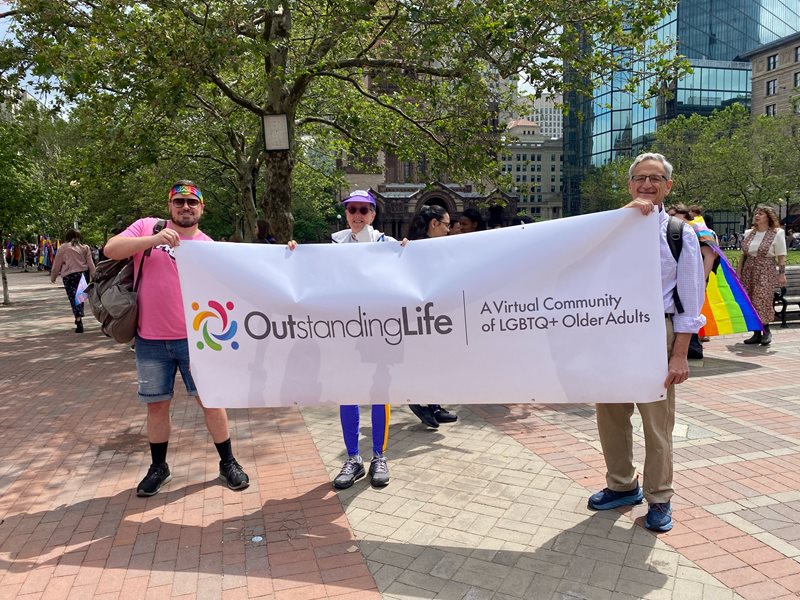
[458,207,487,234]
[588,153,705,533]
[253,219,277,243]
[405,205,459,429]
[737,206,787,346]
[50,228,95,333]
[103,180,250,496]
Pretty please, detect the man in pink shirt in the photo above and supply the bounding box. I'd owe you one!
[104,180,249,496]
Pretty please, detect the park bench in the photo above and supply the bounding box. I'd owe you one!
[774,266,800,328]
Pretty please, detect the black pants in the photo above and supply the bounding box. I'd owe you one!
[63,271,89,319]
[688,333,703,357]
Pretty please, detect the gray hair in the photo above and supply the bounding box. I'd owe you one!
[628,153,673,180]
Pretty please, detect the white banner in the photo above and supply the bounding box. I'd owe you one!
[175,210,668,408]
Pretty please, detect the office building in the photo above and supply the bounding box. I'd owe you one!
[739,30,800,116]
[564,0,800,216]
[524,93,564,139]
[502,119,563,220]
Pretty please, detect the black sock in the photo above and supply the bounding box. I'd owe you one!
[215,438,234,464]
[150,441,168,466]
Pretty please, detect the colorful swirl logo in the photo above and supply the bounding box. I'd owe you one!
[191,300,239,351]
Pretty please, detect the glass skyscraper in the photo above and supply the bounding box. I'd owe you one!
[563,0,800,216]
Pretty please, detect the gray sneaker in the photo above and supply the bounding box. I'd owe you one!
[369,455,389,487]
[333,456,365,489]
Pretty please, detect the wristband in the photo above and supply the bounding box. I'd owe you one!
[778,265,785,274]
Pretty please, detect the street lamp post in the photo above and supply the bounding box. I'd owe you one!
[69,180,80,229]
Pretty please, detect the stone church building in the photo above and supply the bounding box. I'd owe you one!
[341,155,518,238]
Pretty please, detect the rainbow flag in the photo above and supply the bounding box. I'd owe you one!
[689,217,762,336]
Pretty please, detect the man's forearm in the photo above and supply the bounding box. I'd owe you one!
[671,332,692,358]
[103,235,157,260]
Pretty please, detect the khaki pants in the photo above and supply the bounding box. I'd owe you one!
[595,316,676,505]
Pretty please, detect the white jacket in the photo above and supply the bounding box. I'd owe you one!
[331,226,395,244]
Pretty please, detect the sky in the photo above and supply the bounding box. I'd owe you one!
[0,2,11,42]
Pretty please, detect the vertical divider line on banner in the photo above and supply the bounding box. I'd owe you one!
[462,290,469,346]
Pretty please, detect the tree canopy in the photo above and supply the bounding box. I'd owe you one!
[2,0,685,239]
[654,104,800,222]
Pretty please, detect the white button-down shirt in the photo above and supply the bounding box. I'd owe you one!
[659,210,706,334]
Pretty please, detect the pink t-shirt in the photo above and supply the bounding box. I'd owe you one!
[119,217,212,340]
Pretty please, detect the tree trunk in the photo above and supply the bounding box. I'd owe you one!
[238,163,258,242]
[262,150,294,242]
[1,229,10,305]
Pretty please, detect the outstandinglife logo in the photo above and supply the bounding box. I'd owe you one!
[191,300,239,351]
[190,300,454,350]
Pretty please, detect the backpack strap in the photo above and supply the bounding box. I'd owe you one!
[667,216,685,314]
[133,219,168,293]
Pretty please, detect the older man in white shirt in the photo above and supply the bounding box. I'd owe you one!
[587,153,706,532]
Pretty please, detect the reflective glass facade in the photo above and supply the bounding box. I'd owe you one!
[564,0,800,216]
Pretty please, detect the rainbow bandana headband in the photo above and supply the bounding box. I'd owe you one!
[169,184,204,203]
[688,215,717,245]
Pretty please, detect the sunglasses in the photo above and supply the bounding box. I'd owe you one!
[346,206,372,215]
[171,198,202,208]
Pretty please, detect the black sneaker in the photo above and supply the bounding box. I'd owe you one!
[432,405,458,423]
[333,456,365,489]
[136,463,171,497]
[409,404,439,428]
[369,455,389,487]
[219,459,250,490]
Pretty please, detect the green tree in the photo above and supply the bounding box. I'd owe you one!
[580,158,631,213]
[696,105,791,223]
[652,112,707,205]
[5,0,686,240]
[0,112,45,304]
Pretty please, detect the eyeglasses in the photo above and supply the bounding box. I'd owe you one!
[171,198,202,208]
[346,206,372,215]
[438,220,451,230]
[630,174,667,184]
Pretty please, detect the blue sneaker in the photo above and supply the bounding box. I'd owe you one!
[645,502,673,532]
[587,486,644,510]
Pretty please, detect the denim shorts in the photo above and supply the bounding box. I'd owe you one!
[134,336,197,403]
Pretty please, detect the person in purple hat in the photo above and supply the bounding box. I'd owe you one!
[331,190,399,489]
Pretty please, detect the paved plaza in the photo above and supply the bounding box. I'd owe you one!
[1,269,800,600]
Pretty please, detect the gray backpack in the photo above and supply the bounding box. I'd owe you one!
[86,220,166,343]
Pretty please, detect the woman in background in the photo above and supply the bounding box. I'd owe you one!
[737,205,786,345]
[50,228,96,333]
[406,205,459,429]
[458,207,487,234]
[254,219,276,243]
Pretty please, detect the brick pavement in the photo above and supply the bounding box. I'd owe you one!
[1,269,799,599]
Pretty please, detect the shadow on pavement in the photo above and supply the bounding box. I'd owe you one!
[0,482,666,598]
[690,355,763,377]
[356,512,666,598]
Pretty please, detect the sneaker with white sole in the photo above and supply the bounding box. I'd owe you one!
[587,485,644,510]
[645,502,673,532]
[136,463,171,497]
[369,454,389,487]
[333,456,365,489]
[219,459,250,490]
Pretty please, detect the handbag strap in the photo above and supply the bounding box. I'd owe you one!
[133,219,167,293]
